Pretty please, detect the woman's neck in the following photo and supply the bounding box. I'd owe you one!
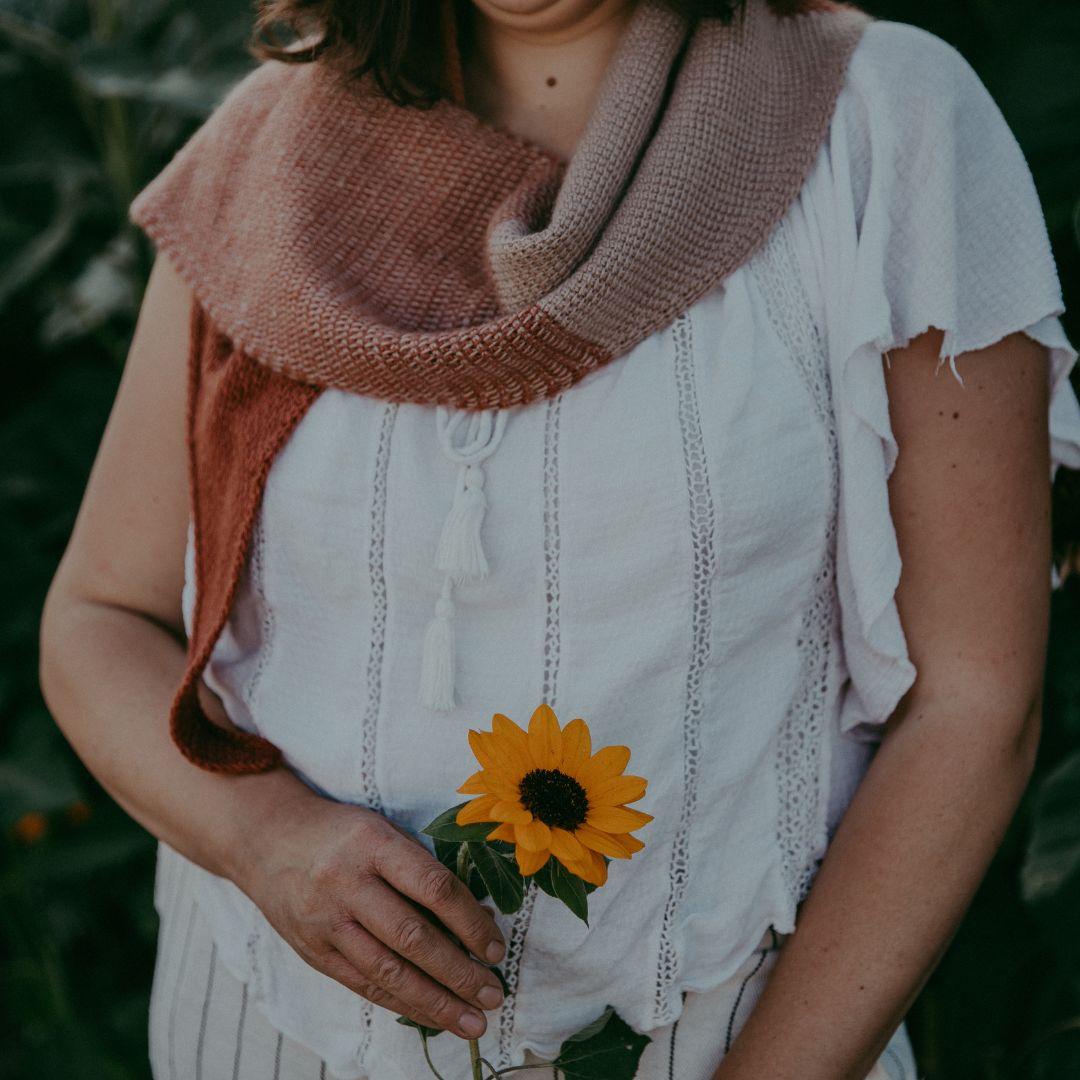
[461,0,637,161]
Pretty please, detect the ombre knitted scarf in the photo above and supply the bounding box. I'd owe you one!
[131,0,871,411]
[129,0,874,775]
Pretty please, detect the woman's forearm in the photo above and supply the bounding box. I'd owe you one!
[38,589,316,889]
[713,691,1040,1080]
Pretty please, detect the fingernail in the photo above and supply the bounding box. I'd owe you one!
[485,940,505,963]
[460,1011,485,1037]
[477,985,503,1009]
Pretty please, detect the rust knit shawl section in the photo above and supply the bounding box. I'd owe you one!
[177,303,320,772]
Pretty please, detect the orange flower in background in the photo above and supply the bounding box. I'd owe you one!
[12,811,48,844]
[455,704,652,887]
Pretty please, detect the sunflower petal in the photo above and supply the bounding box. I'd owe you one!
[490,800,533,824]
[585,804,654,831]
[456,768,520,801]
[515,819,552,852]
[574,823,634,859]
[456,795,499,826]
[485,822,517,843]
[477,730,527,790]
[515,844,550,877]
[492,712,529,740]
[610,831,646,854]
[456,769,489,795]
[482,737,529,785]
[579,745,631,787]
[467,729,499,771]
[491,713,533,775]
[563,847,607,888]
[587,848,609,887]
[528,703,562,769]
[553,851,590,881]
[548,827,587,862]
[559,718,592,774]
[486,759,530,790]
[491,778,526,803]
[589,774,648,806]
[472,771,523,802]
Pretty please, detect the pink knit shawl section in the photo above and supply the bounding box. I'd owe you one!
[130,0,872,409]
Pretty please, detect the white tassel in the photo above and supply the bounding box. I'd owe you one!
[435,464,490,582]
[419,586,456,710]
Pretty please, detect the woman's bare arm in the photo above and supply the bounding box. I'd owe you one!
[38,253,314,882]
[38,255,508,1039]
[713,326,1050,1079]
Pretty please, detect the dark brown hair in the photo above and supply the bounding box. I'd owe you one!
[252,0,818,106]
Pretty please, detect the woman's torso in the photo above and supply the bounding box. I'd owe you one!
[171,193,874,1076]
[146,9,1080,1073]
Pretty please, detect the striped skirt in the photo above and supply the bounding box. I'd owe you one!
[148,865,920,1080]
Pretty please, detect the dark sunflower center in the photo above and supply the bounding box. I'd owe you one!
[518,768,589,831]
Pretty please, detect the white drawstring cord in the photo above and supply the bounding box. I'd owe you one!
[418,406,509,711]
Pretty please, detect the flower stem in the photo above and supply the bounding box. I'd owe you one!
[486,1064,558,1076]
[419,1031,448,1080]
[469,1037,484,1079]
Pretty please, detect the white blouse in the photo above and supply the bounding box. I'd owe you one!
[154,18,1080,1079]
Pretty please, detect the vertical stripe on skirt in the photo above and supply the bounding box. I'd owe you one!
[149,884,331,1080]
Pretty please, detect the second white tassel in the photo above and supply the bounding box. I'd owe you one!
[419,581,456,710]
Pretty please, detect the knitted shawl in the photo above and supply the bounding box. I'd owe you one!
[129,0,873,773]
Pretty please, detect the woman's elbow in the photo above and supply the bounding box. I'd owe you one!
[1010,691,1043,783]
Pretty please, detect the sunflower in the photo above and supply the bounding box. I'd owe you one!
[454,704,652,888]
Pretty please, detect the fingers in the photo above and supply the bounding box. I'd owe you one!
[320,947,418,1020]
[348,877,504,1015]
[373,833,506,965]
[328,917,492,1040]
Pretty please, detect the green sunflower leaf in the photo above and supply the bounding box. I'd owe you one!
[563,1005,617,1043]
[532,857,590,925]
[421,802,498,843]
[395,1014,444,1038]
[466,841,525,914]
[432,836,487,900]
[551,1004,650,1079]
[532,859,558,899]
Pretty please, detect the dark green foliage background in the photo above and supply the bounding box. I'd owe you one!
[1,2,1078,1077]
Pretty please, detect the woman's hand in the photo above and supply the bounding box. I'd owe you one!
[234,791,508,1041]
[38,251,506,1043]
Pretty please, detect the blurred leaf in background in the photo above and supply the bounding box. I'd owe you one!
[0,1,1078,1078]
[0,1,253,1076]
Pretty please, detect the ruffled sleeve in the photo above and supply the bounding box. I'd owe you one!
[810,19,1080,739]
